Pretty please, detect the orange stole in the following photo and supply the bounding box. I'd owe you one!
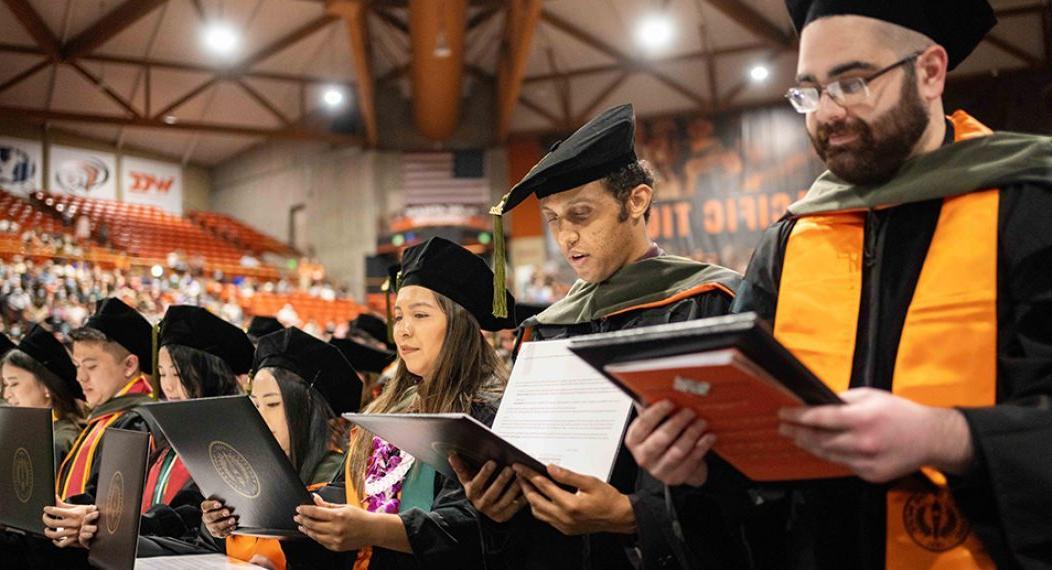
[57,375,153,499]
[772,111,998,569]
[225,481,330,570]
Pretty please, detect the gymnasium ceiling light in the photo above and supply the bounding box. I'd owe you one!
[202,22,239,56]
[635,13,676,55]
[750,65,770,82]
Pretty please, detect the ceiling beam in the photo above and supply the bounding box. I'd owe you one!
[2,0,61,60]
[61,0,169,60]
[544,45,572,129]
[467,5,501,31]
[371,7,409,34]
[0,59,49,96]
[0,43,354,90]
[574,70,629,125]
[540,10,710,109]
[703,0,795,49]
[330,1,379,146]
[236,15,340,71]
[0,104,360,144]
[153,77,219,119]
[523,43,765,83]
[497,0,543,139]
[235,78,291,126]
[984,33,1044,69]
[993,2,1049,18]
[68,61,142,117]
[518,94,562,128]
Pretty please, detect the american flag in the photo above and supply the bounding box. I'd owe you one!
[401,151,490,206]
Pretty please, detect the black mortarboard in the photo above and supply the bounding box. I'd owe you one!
[18,324,84,400]
[84,298,154,374]
[247,316,284,341]
[488,104,637,317]
[330,337,396,375]
[785,0,996,70]
[0,333,15,359]
[397,237,517,332]
[159,305,255,375]
[253,327,363,415]
[349,313,393,349]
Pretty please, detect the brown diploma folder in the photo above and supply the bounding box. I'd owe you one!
[568,313,853,482]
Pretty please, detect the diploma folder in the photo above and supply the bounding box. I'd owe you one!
[342,413,549,481]
[567,313,853,482]
[138,396,310,538]
[88,428,151,570]
[0,406,54,536]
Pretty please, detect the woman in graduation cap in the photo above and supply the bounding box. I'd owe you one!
[280,236,516,570]
[1,324,86,466]
[201,326,359,570]
[56,305,255,556]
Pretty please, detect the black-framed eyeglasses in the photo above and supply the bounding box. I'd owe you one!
[785,52,922,114]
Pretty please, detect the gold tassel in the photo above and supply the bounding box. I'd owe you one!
[490,193,510,319]
[383,277,394,344]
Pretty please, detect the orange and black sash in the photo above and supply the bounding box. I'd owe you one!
[773,112,998,569]
[57,374,153,500]
[225,480,331,570]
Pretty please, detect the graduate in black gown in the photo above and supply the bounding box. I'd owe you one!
[625,1,1052,568]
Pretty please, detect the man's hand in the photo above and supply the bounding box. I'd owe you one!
[42,497,95,549]
[201,499,238,538]
[513,464,636,536]
[450,455,525,523]
[625,401,716,486]
[779,387,975,483]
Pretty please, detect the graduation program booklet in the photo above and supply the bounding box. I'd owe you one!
[345,338,634,482]
[568,313,853,482]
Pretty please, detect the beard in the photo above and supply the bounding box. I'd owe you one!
[810,74,930,186]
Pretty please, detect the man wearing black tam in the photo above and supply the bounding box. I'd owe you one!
[628,1,1052,568]
[472,104,741,570]
[0,332,16,404]
[32,298,154,564]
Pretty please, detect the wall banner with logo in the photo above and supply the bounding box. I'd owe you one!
[49,144,118,200]
[0,136,43,195]
[121,156,182,214]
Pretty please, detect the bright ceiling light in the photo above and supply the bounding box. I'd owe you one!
[322,87,345,108]
[750,65,770,83]
[635,14,675,54]
[202,22,239,55]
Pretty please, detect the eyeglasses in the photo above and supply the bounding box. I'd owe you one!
[785,52,921,114]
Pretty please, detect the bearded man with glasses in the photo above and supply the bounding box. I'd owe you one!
[622,1,1052,568]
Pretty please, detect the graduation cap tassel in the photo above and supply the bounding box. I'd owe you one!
[150,321,160,398]
[490,194,510,319]
[383,278,395,344]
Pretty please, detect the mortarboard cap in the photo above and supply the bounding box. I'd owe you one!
[247,316,284,341]
[159,305,255,375]
[254,327,363,415]
[0,333,15,359]
[396,237,516,332]
[17,324,84,401]
[329,337,396,375]
[83,297,154,374]
[785,0,996,70]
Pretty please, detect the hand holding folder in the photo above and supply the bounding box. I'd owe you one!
[568,313,853,482]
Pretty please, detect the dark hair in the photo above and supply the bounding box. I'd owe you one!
[264,367,335,484]
[347,290,508,495]
[68,326,132,362]
[2,349,84,423]
[601,159,655,222]
[163,344,240,400]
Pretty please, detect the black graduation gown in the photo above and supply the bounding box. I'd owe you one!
[133,437,213,557]
[492,287,737,570]
[667,182,1052,569]
[279,400,499,570]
